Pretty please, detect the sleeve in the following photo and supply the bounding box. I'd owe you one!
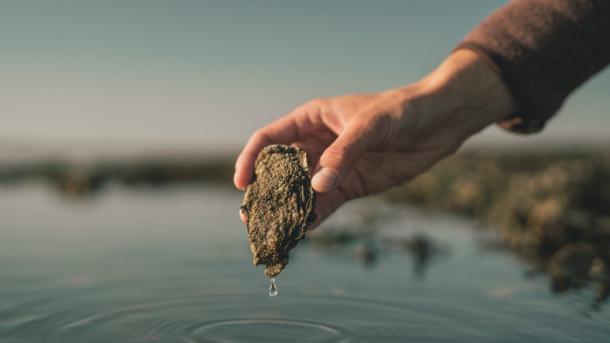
[456,0,610,133]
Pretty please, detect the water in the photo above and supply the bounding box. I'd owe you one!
[269,278,278,297]
[0,183,609,342]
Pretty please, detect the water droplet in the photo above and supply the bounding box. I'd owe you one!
[268,277,278,297]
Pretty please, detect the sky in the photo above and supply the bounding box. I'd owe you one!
[0,0,608,153]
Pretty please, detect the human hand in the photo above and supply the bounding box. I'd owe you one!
[235,49,515,227]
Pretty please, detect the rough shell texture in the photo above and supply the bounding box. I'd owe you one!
[241,144,316,277]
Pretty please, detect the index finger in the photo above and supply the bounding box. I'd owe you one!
[233,113,300,190]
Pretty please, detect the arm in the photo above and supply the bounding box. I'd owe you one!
[236,0,610,226]
[235,50,515,225]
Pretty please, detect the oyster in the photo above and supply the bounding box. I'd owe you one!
[241,144,316,277]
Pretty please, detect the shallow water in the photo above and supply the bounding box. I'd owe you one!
[0,184,608,342]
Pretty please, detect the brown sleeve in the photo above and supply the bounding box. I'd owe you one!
[456,0,610,133]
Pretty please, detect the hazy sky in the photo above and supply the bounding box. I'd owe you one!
[0,0,608,151]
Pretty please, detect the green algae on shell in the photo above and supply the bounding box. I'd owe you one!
[241,144,316,277]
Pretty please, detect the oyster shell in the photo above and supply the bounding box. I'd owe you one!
[241,144,316,277]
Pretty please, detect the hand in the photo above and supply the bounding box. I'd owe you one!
[235,49,515,227]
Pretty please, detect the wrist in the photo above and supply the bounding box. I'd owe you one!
[413,49,516,138]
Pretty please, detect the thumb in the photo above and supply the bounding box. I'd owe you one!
[312,123,374,193]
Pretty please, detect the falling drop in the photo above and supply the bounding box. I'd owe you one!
[268,277,278,297]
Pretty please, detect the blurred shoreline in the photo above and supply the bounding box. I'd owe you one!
[2,141,610,306]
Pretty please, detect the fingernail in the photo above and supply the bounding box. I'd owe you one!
[311,168,338,192]
[239,208,247,223]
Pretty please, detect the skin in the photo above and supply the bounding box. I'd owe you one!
[235,49,516,227]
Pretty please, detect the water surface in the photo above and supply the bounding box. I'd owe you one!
[0,184,608,342]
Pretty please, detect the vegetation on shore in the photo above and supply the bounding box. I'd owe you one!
[387,151,610,306]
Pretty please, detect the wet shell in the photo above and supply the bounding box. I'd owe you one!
[241,144,316,277]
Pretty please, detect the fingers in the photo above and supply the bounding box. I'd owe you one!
[312,122,375,193]
[234,115,299,190]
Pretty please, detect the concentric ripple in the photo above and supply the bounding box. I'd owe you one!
[0,293,489,342]
[193,319,344,342]
[5,291,604,343]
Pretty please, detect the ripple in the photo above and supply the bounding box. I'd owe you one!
[2,292,609,342]
[193,319,345,343]
[0,293,452,341]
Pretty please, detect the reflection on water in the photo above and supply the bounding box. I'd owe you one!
[308,206,450,280]
[1,184,609,342]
